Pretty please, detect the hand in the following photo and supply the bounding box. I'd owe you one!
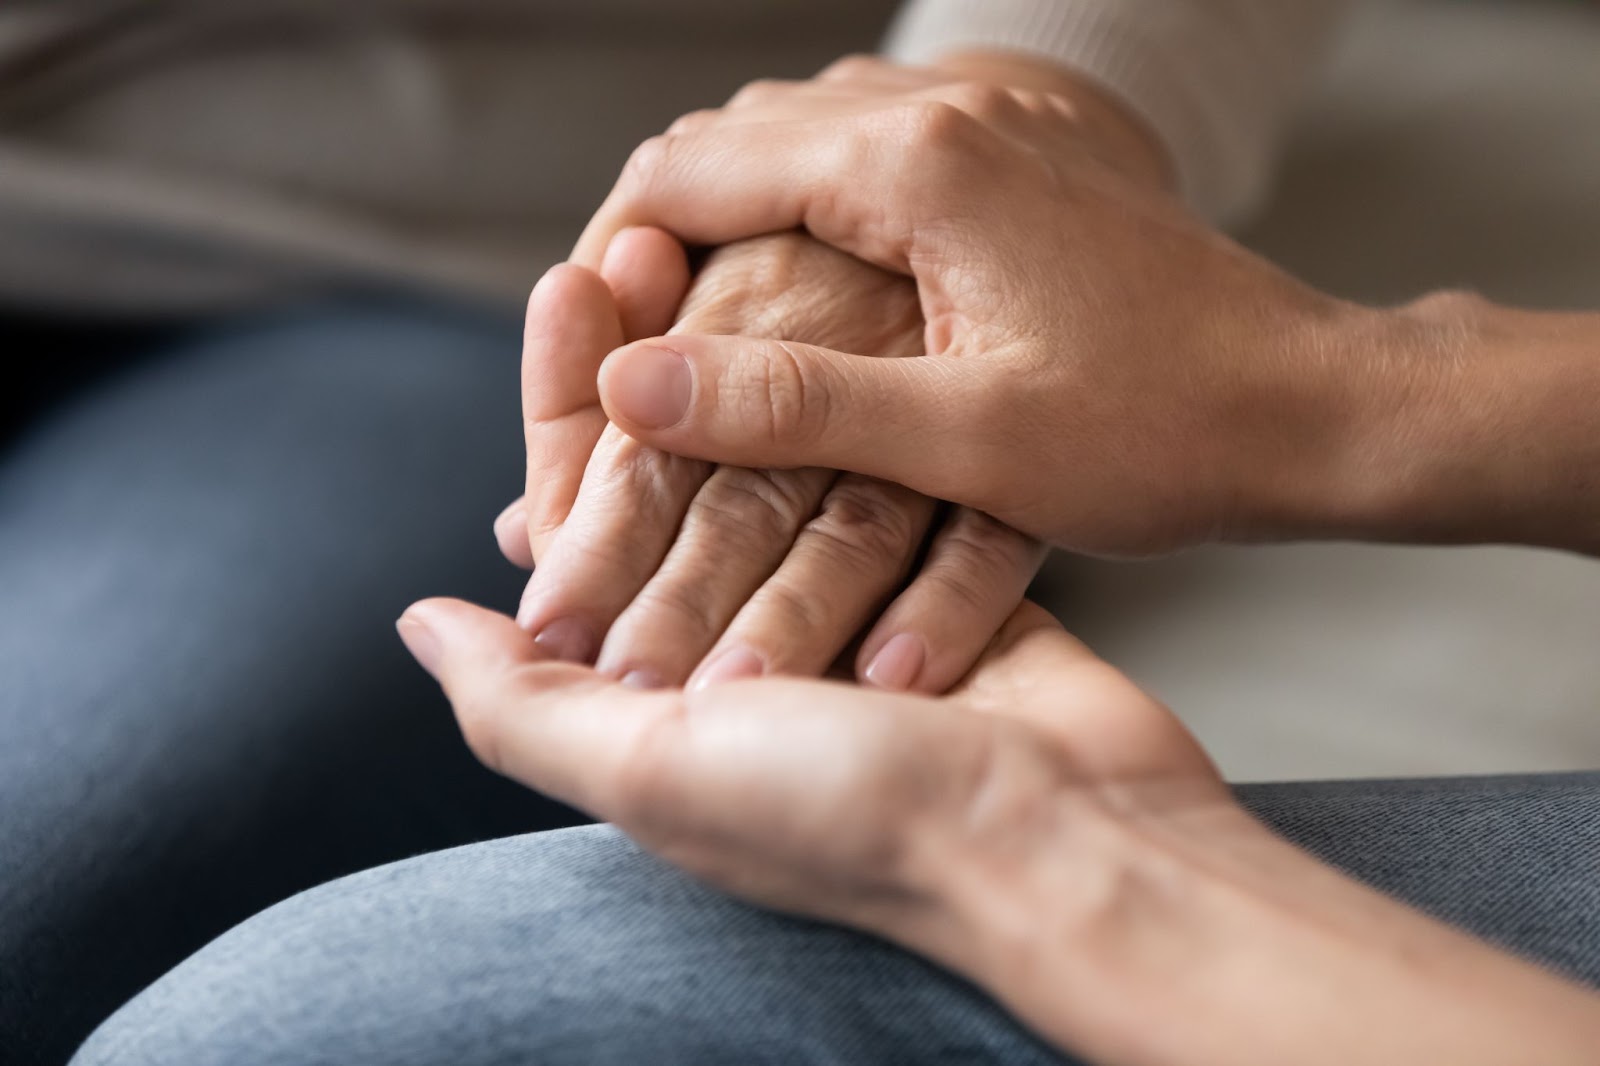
[397,593,1225,966]
[500,228,1044,693]
[570,56,1419,557]
[398,596,1600,1065]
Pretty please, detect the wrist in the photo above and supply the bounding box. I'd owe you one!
[914,786,1600,1066]
[895,779,1262,1061]
[930,49,1176,196]
[1262,293,1600,554]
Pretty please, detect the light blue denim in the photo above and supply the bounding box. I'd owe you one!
[70,774,1600,1065]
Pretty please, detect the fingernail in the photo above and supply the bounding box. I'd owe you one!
[532,617,596,664]
[864,633,925,691]
[396,614,443,680]
[604,345,690,429]
[690,647,765,692]
[621,669,665,690]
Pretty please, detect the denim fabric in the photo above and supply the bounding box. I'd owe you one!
[1240,773,1600,985]
[71,825,1074,1066]
[71,774,1600,1066]
[0,305,582,1066]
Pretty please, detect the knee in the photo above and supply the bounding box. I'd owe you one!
[70,826,793,1066]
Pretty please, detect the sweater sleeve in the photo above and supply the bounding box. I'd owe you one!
[883,0,1353,225]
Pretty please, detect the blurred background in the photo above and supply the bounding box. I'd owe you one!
[3,0,1598,781]
[1056,0,1600,779]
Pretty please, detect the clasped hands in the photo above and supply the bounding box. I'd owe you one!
[396,55,1600,1063]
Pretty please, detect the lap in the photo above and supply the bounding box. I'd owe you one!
[0,302,579,1064]
[71,824,1072,1066]
[72,773,1600,1065]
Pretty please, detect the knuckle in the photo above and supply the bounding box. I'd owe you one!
[665,108,718,137]
[900,100,979,151]
[620,133,673,194]
[805,481,919,574]
[726,78,790,109]
[936,80,1015,123]
[688,468,814,542]
[875,102,983,202]
[945,508,1030,560]
[1011,87,1062,116]
[680,233,850,339]
[818,53,881,83]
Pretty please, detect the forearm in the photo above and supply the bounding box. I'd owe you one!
[904,796,1600,1065]
[1280,295,1600,557]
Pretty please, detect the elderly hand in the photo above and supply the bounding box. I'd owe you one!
[498,227,1043,694]
[570,55,1452,558]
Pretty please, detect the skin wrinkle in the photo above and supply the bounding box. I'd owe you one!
[538,55,1201,690]
[682,467,825,545]
[805,482,925,578]
[552,228,1038,690]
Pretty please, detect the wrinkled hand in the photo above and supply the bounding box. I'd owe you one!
[497,229,1043,693]
[575,56,1385,557]
[397,594,1225,950]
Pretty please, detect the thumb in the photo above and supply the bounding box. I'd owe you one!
[596,334,974,500]
[396,597,664,813]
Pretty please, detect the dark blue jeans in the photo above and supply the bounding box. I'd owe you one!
[0,304,582,1065]
[3,305,1598,1065]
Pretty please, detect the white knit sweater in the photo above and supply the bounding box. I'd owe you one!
[887,0,1351,225]
[0,1,1349,312]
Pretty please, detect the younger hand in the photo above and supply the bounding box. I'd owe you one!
[398,594,1224,951]
[401,596,1600,1066]
[577,57,1397,557]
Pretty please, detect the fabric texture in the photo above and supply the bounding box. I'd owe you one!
[71,773,1600,1065]
[0,304,583,1066]
[0,1,1351,311]
[0,1,900,313]
[885,0,1352,224]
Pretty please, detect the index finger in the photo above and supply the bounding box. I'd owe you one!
[571,105,989,275]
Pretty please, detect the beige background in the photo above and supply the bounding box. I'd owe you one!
[1048,0,1600,782]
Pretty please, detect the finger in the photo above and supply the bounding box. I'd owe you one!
[597,334,987,506]
[958,601,1219,781]
[857,508,1047,694]
[595,465,835,687]
[515,423,709,663]
[495,497,534,569]
[600,225,691,341]
[397,597,682,818]
[571,105,992,271]
[687,475,937,688]
[521,264,625,561]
